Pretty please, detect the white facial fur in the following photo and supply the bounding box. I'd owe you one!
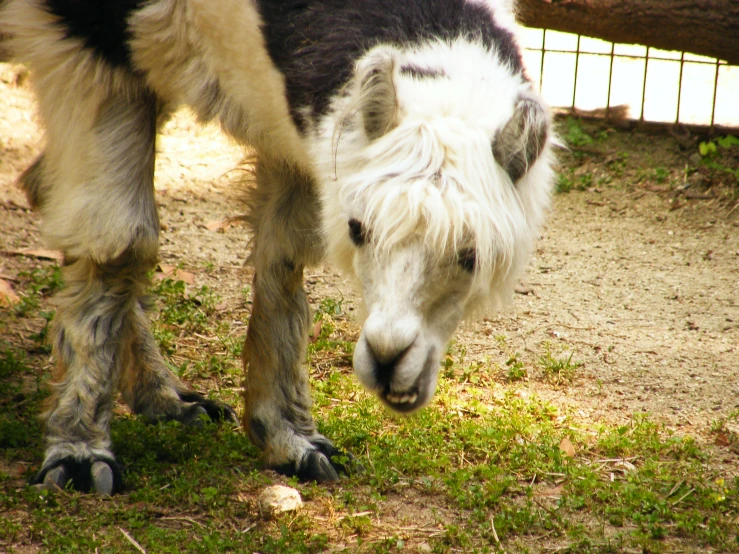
[350,237,474,411]
[309,38,554,412]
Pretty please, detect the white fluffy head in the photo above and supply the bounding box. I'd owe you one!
[310,38,554,412]
[320,39,553,308]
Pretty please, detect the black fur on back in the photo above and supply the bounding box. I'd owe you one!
[257,0,523,131]
[37,0,521,127]
[44,0,146,68]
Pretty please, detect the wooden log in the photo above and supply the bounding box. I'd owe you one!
[517,0,739,65]
[0,32,10,63]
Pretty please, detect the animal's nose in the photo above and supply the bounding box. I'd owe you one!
[366,340,414,388]
[362,314,420,388]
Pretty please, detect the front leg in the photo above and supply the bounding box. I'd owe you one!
[242,160,345,482]
[244,264,343,481]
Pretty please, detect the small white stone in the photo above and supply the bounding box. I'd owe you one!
[258,485,303,515]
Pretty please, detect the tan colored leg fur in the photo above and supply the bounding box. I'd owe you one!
[2,0,341,491]
[241,160,345,481]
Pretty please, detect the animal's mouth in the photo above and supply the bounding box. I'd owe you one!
[385,389,418,405]
[383,388,419,411]
[379,350,436,413]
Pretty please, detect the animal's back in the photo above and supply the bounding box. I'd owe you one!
[0,0,525,144]
[4,0,147,67]
[258,0,524,131]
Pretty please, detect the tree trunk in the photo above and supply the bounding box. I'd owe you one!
[517,0,739,65]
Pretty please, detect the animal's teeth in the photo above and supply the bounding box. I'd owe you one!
[386,392,418,404]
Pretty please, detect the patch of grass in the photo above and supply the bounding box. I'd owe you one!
[150,278,220,354]
[0,344,28,379]
[190,352,235,378]
[699,134,739,184]
[375,388,735,548]
[2,269,737,552]
[563,117,594,149]
[2,412,329,553]
[28,310,54,354]
[577,172,594,189]
[539,349,582,384]
[0,346,46,452]
[308,296,354,359]
[556,169,575,194]
[317,372,738,551]
[1,359,737,552]
[147,277,244,386]
[505,353,527,382]
[555,169,593,194]
[562,417,737,550]
[12,264,62,318]
[314,296,344,321]
[606,151,628,178]
[652,166,670,184]
[151,278,219,330]
[636,166,674,187]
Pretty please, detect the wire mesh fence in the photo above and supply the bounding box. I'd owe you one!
[521,28,739,130]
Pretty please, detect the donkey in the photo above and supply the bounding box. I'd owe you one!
[0,0,554,494]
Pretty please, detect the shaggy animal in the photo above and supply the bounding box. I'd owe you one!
[0,0,554,494]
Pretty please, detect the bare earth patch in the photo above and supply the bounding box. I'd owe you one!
[2,62,738,552]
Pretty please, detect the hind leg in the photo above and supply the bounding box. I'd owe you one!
[37,253,146,495]
[31,86,234,495]
[118,299,237,427]
[241,160,345,482]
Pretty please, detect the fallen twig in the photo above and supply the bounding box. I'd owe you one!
[671,488,694,507]
[160,516,205,528]
[490,517,506,553]
[119,527,146,554]
[3,248,63,261]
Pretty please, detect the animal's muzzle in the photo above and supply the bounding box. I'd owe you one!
[353,313,439,412]
[380,347,436,412]
[365,340,436,413]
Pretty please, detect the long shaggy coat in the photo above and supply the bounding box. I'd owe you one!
[0,0,554,494]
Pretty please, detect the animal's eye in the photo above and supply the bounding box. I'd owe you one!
[457,248,476,273]
[348,219,366,246]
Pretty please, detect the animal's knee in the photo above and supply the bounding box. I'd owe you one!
[53,253,153,351]
[246,161,323,268]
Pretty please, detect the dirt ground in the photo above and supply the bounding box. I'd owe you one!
[1,60,738,476]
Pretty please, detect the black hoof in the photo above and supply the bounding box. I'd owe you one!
[274,449,340,483]
[177,391,239,426]
[313,436,364,476]
[274,437,357,484]
[297,450,340,483]
[31,456,123,496]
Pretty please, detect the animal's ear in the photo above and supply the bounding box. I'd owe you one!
[492,96,549,183]
[356,50,399,140]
